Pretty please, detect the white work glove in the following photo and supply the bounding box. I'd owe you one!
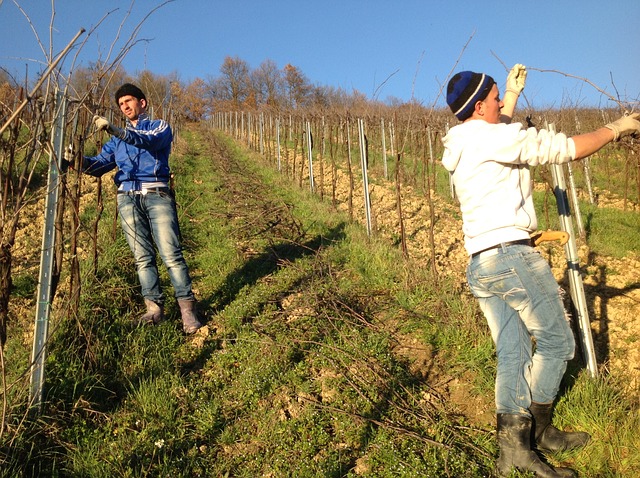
[93,114,125,139]
[506,63,527,95]
[62,144,73,170]
[605,113,640,141]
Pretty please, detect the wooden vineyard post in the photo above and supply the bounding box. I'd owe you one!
[548,124,598,378]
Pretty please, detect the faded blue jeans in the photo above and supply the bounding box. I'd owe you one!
[466,243,575,416]
[117,190,195,304]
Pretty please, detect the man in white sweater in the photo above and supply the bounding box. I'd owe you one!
[442,65,640,477]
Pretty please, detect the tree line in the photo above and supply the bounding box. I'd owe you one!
[1,55,416,131]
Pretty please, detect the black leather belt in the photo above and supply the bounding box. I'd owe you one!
[118,187,171,195]
[471,239,532,259]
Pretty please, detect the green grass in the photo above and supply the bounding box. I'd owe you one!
[581,203,640,257]
[532,188,640,259]
[1,124,638,477]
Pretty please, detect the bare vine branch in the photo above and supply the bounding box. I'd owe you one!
[429,30,476,114]
[372,68,400,102]
[10,0,48,62]
[0,28,85,136]
[528,67,624,109]
[491,50,635,112]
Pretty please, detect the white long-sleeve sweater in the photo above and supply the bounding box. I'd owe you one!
[441,120,576,255]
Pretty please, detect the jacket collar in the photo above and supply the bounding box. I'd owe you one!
[127,112,149,128]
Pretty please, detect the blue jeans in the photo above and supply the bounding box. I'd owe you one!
[117,190,194,304]
[466,243,575,416]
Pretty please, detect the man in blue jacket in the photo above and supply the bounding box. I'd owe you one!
[82,83,202,334]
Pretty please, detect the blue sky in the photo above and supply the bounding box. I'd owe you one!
[1,0,639,109]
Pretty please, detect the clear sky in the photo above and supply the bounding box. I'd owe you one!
[1,0,639,109]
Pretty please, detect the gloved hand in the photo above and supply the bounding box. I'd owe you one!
[62,145,73,170]
[506,63,527,95]
[605,113,640,141]
[93,114,125,139]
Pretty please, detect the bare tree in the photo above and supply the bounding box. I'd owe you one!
[135,69,177,119]
[283,63,311,109]
[218,56,251,108]
[251,59,284,108]
[176,77,208,122]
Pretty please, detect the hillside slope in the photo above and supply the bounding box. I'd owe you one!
[3,123,636,477]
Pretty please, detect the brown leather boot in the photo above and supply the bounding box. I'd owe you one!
[530,401,590,453]
[496,414,577,477]
[178,299,203,334]
[139,299,164,325]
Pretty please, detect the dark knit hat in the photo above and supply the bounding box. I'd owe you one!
[446,71,495,121]
[114,83,146,105]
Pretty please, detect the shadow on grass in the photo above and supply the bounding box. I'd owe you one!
[203,222,346,318]
[181,222,347,374]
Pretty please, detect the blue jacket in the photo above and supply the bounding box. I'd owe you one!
[82,113,173,191]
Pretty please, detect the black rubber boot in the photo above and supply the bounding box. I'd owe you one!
[530,402,590,453]
[178,299,203,334]
[496,414,577,477]
[139,299,164,325]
